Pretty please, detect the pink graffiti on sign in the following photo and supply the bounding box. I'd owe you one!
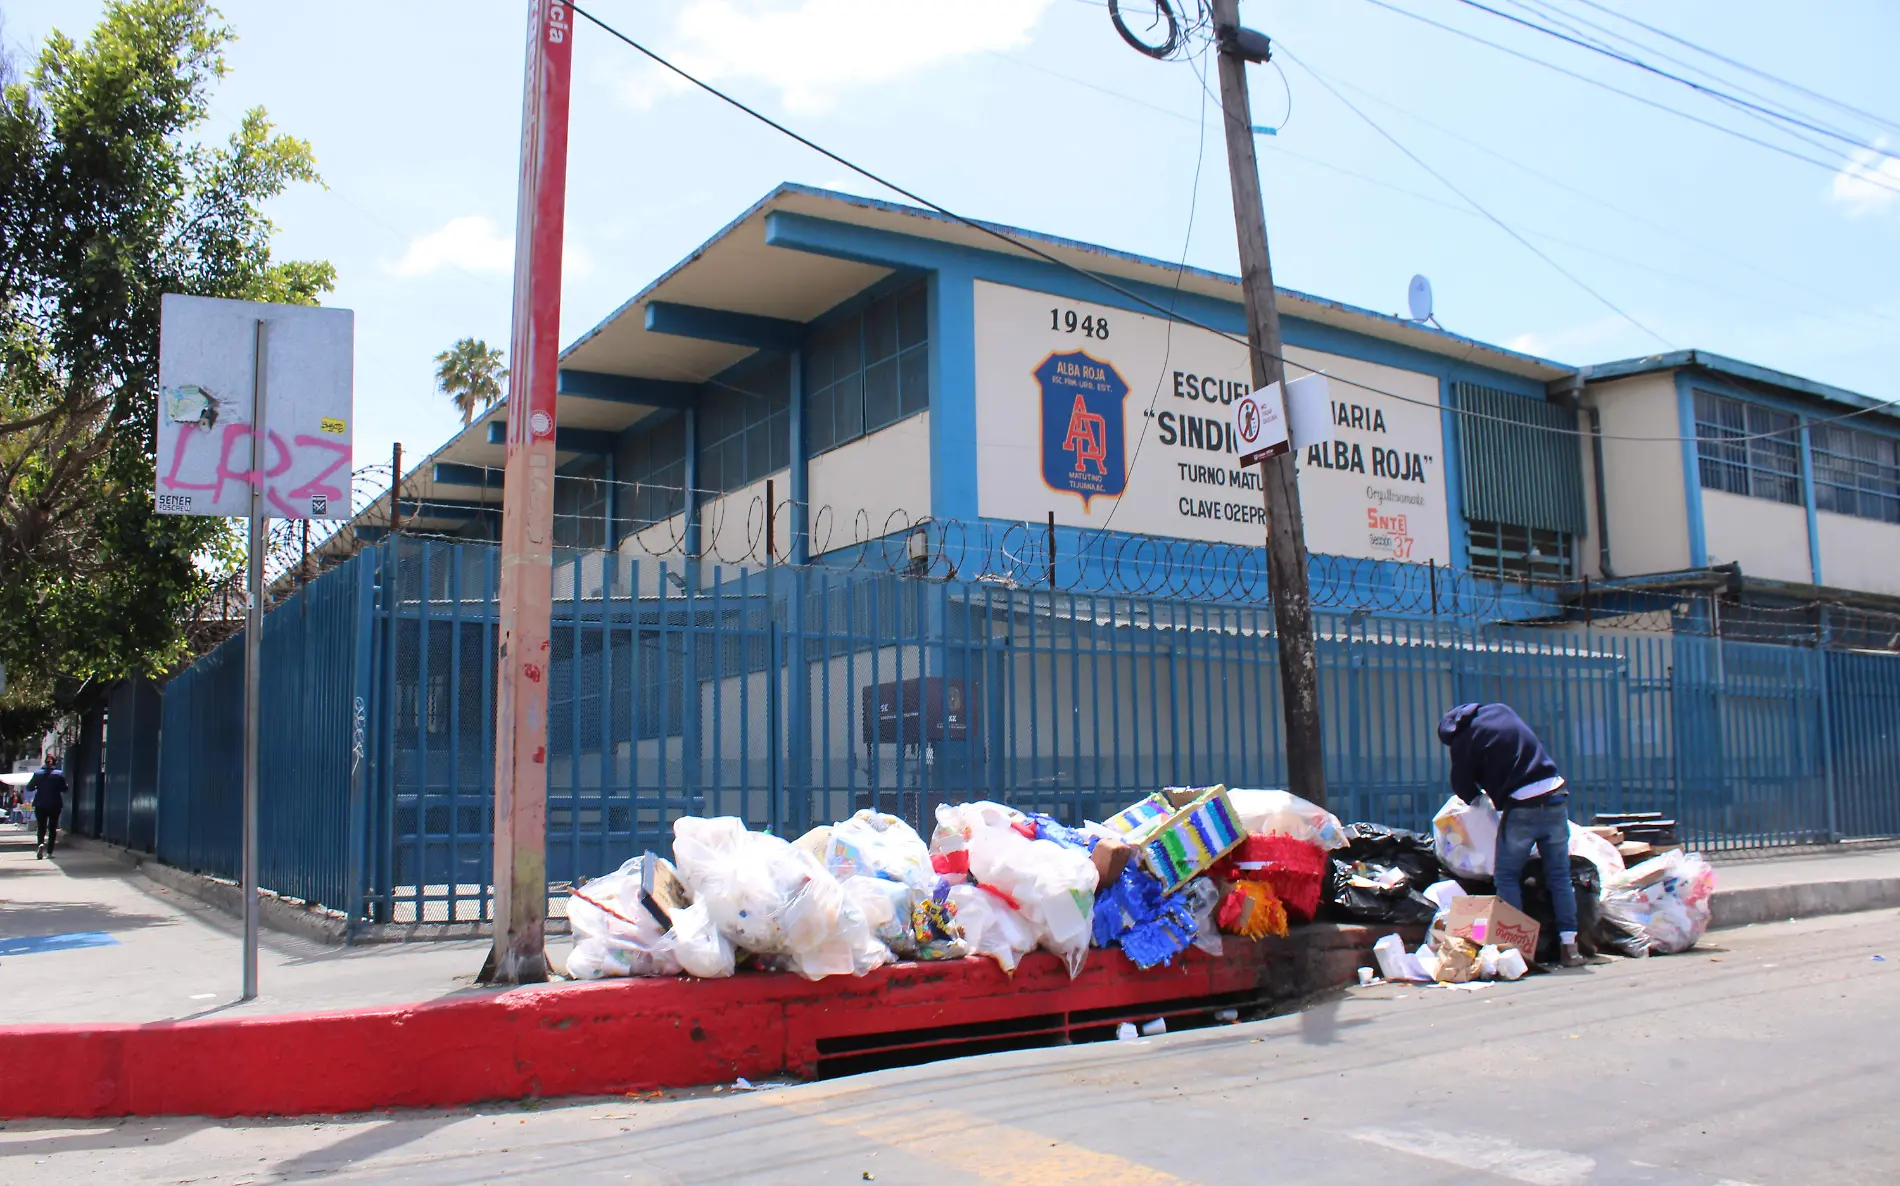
[160,423,349,515]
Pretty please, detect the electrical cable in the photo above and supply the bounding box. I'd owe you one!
[1447,0,1894,158]
[1357,0,1900,197]
[1080,42,1214,548]
[566,2,1900,443]
[1561,0,1900,139]
[1277,42,1671,348]
[1505,0,1877,158]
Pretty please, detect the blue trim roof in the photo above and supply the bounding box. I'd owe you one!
[1586,349,1898,422]
[562,182,1575,379]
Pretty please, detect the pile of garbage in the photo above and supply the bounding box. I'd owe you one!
[566,785,1350,982]
[564,785,1716,984]
[1355,793,1717,985]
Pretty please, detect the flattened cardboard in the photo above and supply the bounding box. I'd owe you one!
[1161,783,1225,811]
[1089,836,1134,887]
[639,853,692,930]
[1444,895,1541,959]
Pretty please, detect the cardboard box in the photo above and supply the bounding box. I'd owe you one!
[1089,836,1134,887]
[1104,792,1174,844]
[1139,786,1246,894]
[1161,783,1224,811]
[1444,895,1540,959]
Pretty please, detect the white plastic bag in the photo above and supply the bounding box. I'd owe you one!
[672,816,893,980]
[1182,878,1224,958]
[823,810,935,890]
[564,855,684,980]
[1626,852,1715,954]
[1225,789,1348,850]
[1568,822,1627,883]
[843,874,917,958]
[671,900,736,978]
[1433,793,1500,880]
[947,883,1038,973]
[1422,879,1468,919]
[965,819,1098,977]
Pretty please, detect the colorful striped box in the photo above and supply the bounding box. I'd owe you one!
[1139,786,1246,894]
[1103,792,1175,844]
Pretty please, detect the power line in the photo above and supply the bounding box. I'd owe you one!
[1449,0,1895,157]
[1277,43,1671,348]
[1561,0,1900,140]
[564,2,1898,444]
[1357,0,1900,197]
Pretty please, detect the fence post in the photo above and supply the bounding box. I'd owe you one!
[1818,627,1839,843]
[347,549,377,940]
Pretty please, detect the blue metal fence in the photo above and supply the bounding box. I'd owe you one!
[145,537,1900,930]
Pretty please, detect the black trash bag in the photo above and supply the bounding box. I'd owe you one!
[1518,856,1602,963]
[1319,822,1443,924]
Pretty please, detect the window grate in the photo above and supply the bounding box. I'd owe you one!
[1812,423,1900,524]
[805,281,928,456]
[1467,519,1575,582]
[1693,390,1800,505]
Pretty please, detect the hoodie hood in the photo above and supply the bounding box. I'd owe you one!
[1438,703,1482,745]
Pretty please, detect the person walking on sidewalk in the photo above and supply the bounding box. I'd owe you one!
[27,755,66,860]
[1437,703,1586,968]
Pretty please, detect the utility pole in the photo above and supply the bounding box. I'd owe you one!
[1211,0,1328,807]
[480,0,575,985]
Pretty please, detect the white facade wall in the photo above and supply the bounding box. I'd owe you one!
[807,412,932,555]
[1818,511,1900,596]
[1700,489,1813,583]
[1586,374,1691,576]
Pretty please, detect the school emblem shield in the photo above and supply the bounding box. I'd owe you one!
[1037,351,1128,510]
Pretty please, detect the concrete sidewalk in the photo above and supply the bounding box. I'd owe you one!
[3,816,1895,1028]
[0,823,569,1026]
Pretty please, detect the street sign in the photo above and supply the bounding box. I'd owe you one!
[155,294,354,520]
[1231,380,1290,466]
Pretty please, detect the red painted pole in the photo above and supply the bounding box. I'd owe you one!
[481,0,573,985]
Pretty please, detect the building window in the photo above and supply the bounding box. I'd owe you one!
[553,456,608,550]
[1812,423,1900,524]
[1467,519,1574,582]
[805,282,928,455]
[699,354,790,496]
[1694,390,1799,504]
[614,415,688,543]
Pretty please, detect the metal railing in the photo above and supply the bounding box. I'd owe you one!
[143,535,1900,931]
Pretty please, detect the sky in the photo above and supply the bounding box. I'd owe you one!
[4,0,1898,475]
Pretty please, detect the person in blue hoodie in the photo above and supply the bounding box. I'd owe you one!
[1438,703,1586,968]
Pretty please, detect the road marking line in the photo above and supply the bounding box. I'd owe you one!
[1349,1126,1596,1186]
[763,1090,1195,1185]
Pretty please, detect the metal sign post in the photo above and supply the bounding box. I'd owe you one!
[156,293,353,1002]
[242,320,268,1000]
[480,0,574,986]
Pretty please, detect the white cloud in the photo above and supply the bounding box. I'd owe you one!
[1507,314,1641,360]
[387,215,594,281]
[388,215,513,277]
[617,0,1053,116]
[1831,139,1900,217]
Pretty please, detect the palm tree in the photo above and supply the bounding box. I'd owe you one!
[435,338,508,427]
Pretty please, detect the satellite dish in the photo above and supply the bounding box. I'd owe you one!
[1407,274,1434,323]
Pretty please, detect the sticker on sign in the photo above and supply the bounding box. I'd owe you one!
[1232,383,1290,466]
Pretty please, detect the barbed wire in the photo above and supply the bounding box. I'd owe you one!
[343,471,1900,650]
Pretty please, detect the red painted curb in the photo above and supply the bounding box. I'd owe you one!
[0,924,1392,1119]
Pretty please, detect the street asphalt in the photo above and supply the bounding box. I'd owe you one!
[2,908,1893,1185]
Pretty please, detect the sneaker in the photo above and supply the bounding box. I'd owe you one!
[1560,941,1587,969]
[36,844,45,859]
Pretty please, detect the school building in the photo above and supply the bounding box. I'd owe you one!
[63,185,1900,928]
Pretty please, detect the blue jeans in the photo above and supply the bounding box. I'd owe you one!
[1493,798,1578,936]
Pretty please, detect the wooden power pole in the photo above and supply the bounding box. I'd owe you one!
[480,0,575,985]
[1211,0,1329,808]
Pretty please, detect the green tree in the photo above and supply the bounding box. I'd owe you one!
[435,337,507,426]
[0,0,334,747]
